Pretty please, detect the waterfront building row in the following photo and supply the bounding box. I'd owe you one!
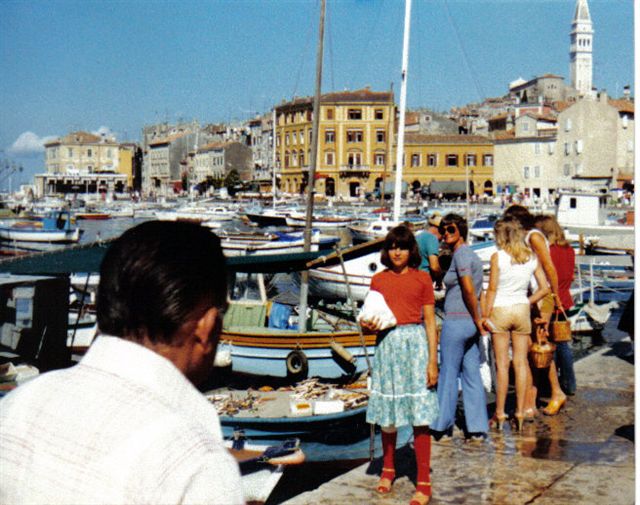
[36,86,633,201]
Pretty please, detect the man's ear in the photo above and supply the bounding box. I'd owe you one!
[193,307,220,350]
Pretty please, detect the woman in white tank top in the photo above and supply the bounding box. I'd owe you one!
[504,205,568,417]
[482,217,549,431]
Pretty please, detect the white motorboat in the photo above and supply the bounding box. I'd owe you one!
[219,230,339,257]
[308,240,498,302]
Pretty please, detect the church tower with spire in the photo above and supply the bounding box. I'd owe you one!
[570,0,594,95]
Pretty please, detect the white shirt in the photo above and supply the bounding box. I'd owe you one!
[493,249,539,307]
[0,336,244,505]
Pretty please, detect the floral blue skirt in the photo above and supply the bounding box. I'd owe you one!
[366,324,440,428]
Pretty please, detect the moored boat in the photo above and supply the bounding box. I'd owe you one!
[221,299,375,379]
[74,212,111,220]
[0,211,81,244]
[220,230,339,257]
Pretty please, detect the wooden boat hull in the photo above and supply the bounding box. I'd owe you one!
[220,406,368,439]
[219,408,413,462]
[220,328,376,379]
[75,213,111,220]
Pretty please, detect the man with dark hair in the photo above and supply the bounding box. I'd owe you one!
[0,221,243,505]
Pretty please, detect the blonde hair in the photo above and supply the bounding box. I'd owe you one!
[494,217,532,264]
[534,215,569,247]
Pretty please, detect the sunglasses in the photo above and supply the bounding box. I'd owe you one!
[440,225,458,235]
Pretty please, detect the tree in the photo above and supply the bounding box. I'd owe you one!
[224,169,241,191]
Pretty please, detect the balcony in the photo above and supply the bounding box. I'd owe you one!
[339,164,370,178]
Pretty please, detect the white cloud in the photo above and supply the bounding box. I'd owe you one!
[8,131,56,155]
[93,126,116,139]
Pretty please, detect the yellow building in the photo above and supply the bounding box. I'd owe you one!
[44,131,120,174]
[275,88,395,198]
[118,144,135,188]
[275,90,495,198]
[37,131,129,197]
[402,134,495,196]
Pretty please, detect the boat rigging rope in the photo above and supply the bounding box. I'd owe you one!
[333,244,375,462]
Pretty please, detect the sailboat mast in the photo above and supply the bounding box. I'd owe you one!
[298,0,326,332]
[272,108,277,209]
[393,0,412,222]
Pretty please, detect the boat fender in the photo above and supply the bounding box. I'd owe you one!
[329,341,356,364]
[214,341,232,367]
[285,350,309,377]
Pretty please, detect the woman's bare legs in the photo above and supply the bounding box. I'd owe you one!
[524,335,538,414]
[491,332,510,418]
[512,332,531,417]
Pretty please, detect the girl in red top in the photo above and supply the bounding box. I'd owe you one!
[360,225,439,505]
[535,215,577,395]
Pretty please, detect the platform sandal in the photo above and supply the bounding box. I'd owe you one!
[376,467,395,494]
[409,482,431,505]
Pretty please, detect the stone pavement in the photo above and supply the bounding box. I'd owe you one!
[283,339,635,504]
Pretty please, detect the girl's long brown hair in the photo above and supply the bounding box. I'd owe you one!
[534,215,569,247]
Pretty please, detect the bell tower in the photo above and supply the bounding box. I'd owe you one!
[570,0,594,95]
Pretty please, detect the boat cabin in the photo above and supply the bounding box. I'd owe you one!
[556,192,609,227]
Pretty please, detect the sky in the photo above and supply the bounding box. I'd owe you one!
[0,0,634,189]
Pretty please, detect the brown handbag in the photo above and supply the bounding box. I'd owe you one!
[550,308,572,342]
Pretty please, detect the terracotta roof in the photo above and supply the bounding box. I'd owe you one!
[552,100,574,113]
[492,131,516,140]
[148,132,190,147]
[59,131,102,144]
[535,114,558,123]
[277,88,394,112]
[488,113,509,122]
[405,112,420,126]
[519,113,557,123]
[609,99,634,114]
[149,138,170,147]
[321,88,394,104]
[404,133,492,145]
[197,141,227,153]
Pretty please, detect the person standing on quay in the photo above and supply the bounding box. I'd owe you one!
[534,214,577,396]
[503,205,567,416]
[430,214,489,440]
[482,216,550,431]
[416,212,443,278]
[360,225,439,505]
[0,221,244,505]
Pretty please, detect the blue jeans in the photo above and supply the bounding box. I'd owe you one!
[431,318,489,434]
[555,341,576,395]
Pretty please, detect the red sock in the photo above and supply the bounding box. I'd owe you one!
[413,426,432,493]
[381,430,397,474]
